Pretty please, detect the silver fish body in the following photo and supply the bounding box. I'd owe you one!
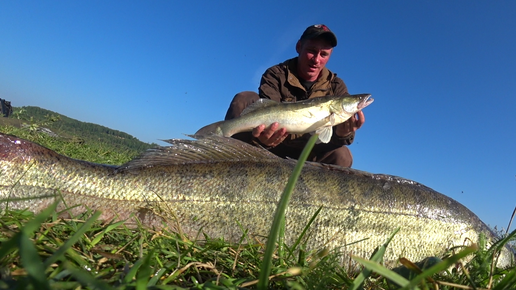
[0,133,513,268]
[196,94,373,143]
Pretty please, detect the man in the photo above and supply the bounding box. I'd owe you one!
[224,24,365,167]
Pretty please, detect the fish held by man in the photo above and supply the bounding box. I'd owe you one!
[195,94,373,143]
[0,132,513,268]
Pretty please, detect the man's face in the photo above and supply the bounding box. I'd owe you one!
[296,38,333,82]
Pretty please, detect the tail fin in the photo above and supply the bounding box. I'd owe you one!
[194,121,224,137]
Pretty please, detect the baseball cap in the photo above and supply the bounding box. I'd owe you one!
[299,24,337,47]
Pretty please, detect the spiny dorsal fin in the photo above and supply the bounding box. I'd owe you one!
[240,98,279,116]
[117,135,283,171]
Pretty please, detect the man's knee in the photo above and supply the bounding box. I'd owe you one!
[333,146,353,167]
[225,91,260,120]
[315,145,353,167]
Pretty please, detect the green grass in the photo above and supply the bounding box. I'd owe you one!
[0,124,140,165]
[1,125,516,289]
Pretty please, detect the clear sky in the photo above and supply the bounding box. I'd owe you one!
[1,1,515,232]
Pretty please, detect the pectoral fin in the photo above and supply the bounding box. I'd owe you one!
[315,126,333,143]
[329,113,337,125]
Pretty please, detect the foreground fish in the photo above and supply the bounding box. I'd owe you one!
[196,94,373,143]
[0,133,513,268]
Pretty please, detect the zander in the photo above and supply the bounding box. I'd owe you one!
[195,94,373,143]
[0,133,513,268]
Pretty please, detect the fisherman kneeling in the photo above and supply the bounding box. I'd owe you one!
[225,24,365,167]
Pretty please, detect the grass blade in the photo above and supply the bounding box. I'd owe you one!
[353,255,414,288]
[257,134,318,290]
[43,210,102,268]
[21,202,57,235]
[64,262,115,290]
[18,231,51,290]
[349,228,400,290]
[403,245,478,289]
[90,219,126,247]
[288,206,323,259]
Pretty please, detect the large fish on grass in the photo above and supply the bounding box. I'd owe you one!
[0,133,513,268]
[196,94,373,143]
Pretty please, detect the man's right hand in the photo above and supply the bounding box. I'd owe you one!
[252,122,288,148]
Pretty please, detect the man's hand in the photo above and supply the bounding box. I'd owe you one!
[252,122,288,147]
[336,111,366,136]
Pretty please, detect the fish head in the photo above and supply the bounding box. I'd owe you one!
[340,94,374,114]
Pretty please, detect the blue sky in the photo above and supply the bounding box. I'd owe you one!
[1,1,515,232]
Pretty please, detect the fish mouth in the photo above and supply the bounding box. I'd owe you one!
[357,94,374,110]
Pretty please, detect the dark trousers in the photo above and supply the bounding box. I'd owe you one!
[224,91,353,167]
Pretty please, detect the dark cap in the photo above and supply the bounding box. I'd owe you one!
[299,24,337,47]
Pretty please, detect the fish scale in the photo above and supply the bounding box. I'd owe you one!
[0,132,513,268]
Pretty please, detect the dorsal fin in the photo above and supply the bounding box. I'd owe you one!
[240,98,279,116]
[117,135,282,172]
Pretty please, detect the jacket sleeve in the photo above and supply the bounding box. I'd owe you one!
[258,66,284,102]
[331,76,356,146]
